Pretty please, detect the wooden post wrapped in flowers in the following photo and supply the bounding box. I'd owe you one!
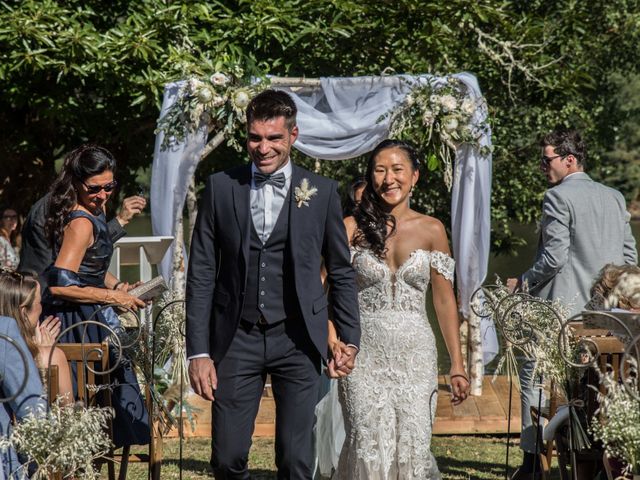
[0,402,113,479]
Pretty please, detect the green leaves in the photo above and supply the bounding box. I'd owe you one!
[1,0,639,253]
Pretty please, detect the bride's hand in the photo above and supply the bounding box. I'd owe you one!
[449,368,470,405]
[326,340,347,378]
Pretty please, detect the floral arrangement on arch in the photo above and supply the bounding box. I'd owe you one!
[156,66,268,152]
[384,77,491,190]
[0,402,113,479]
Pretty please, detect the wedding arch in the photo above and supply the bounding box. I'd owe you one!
[150,72,495,393]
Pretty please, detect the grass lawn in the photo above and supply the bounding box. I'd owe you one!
[109,435,562,479]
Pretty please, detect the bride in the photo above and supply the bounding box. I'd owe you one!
[329,139,470,479]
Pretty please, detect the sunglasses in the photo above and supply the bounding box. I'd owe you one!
[540,154,565,167]
[82,180,118,195]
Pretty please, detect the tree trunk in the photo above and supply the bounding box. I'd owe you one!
[466,311,484,396]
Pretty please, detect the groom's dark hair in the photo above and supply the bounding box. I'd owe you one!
[246,89,297,131]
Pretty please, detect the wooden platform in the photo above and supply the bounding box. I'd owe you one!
[167,375,521,438]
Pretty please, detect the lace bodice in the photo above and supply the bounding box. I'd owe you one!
[352,248,454,314]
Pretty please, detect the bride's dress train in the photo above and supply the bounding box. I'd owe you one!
[334,248,454,480]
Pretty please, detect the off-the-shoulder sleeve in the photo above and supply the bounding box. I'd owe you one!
[45,266,84,288]
[430,251,455,283]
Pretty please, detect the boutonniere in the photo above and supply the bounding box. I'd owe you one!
[294,178,318,208]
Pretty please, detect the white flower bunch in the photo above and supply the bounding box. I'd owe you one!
[385,77,490,190]
[156,67,269,151]
[591,371,640,474]
[0,403,113,479]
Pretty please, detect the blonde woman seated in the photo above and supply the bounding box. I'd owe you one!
[588,263,640,312]
[0,269,72,404]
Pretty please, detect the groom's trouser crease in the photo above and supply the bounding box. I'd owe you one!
[211,317,321,479]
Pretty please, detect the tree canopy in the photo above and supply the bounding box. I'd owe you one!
[1,0,639,252]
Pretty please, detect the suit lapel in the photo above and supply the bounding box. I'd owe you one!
[232,165,252,270]
[288,165,302,260]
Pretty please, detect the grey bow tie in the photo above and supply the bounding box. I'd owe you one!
[254,171,286,189]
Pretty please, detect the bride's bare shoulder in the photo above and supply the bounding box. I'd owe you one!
[409,212,449,250]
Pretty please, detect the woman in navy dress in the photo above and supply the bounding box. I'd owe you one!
[41,144,149,448]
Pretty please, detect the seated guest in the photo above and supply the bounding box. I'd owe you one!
[588,263,640,311]
[0,269,72,404]
[0,312,46,478]
[0,208,20,270]
[41,144,149,449]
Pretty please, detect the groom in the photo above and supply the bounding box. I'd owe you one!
[186,89,361,479]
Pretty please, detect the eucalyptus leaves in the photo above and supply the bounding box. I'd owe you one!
[385,77,491,190]
[156,67,267,151]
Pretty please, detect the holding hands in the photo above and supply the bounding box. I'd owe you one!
[326,339,358,378]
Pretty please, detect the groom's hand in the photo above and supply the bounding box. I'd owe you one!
[335,344,358,376]
[189,357,217,401]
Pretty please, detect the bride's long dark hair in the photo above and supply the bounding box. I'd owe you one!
[45,144,116,248]
[352,139,420,258]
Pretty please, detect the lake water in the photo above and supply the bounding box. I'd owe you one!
[124,216,640,372]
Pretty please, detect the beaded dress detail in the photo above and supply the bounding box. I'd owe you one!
[336,248,454,480]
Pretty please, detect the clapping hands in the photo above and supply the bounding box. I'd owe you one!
[326,340,358,378]
[35,315,61,348]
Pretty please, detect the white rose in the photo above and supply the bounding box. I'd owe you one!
[405,94,415,106]
[210,72,229,86]
[439,95,457,112]
[461,98,475,115]
[197,86,214,104]
[422,109,435,126]
[189,78,205,93]
[443,116,459,132]
[429,94,438,105]
[233,89,251,109]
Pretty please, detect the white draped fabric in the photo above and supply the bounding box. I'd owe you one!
[150,73,497,362]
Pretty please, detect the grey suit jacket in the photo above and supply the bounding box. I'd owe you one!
[0,316,46,478]
[521,172,637,316]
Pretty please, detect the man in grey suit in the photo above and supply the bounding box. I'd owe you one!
[507,129,637,479]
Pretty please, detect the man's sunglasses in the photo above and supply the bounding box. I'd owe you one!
[540,154,565,167]
[82,180,118,194]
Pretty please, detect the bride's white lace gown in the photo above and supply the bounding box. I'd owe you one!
[335,248,454,480]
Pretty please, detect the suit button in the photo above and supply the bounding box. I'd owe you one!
[260,303,265,308]
[260,290,265,296]
[261,262,266,267]
[261,277,266,282]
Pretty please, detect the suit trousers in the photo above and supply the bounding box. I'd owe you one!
[518,358,546,454]
[211,317,321,480]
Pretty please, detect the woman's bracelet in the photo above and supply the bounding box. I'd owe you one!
[450,374,469,382]
[113,281,123,290]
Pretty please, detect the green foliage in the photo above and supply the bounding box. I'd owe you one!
[1,0,639,252]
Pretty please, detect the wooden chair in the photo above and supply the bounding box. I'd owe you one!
[44,342,163,480]
[117,381,164,480]
[537,323,626,480]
